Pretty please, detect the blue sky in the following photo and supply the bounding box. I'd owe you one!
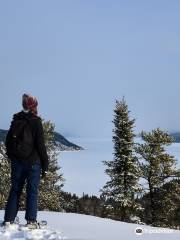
[1,0,180,138]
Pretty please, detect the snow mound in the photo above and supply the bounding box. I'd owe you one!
[0,222,64,240]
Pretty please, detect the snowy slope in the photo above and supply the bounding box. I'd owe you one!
[0,211,180,240]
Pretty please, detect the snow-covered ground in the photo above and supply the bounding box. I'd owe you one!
[0,210,180,240]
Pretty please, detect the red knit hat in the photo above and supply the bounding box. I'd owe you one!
[22,93,38,115]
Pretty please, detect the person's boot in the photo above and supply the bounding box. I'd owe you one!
[1,221,14,227]
[26,220,39,229]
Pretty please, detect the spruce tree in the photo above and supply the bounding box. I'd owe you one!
[0,143,11,209]
[0,120,64,212]
[102,98,141,222]
[38,120,65,211]
[135,128,179,226]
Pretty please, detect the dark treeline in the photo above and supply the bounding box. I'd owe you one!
[62,192,107,217]
[62,177,180,228]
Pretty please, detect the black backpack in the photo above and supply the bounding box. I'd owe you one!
[6,118,34,159]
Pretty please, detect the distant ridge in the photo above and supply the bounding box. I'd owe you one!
[54,132,83,151]
[0,129,83,151]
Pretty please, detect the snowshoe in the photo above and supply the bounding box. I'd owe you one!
[26,220,47,230]
[38,220,47,229]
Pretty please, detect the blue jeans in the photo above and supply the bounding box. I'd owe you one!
[4,159,41,222]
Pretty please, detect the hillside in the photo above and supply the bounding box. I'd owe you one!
[0,211,179,240]
[0,129,83,151]
[54,132,83,151]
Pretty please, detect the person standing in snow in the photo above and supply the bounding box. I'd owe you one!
[3,93,49,228]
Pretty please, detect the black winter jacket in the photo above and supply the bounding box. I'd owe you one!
[5,111,49,171]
